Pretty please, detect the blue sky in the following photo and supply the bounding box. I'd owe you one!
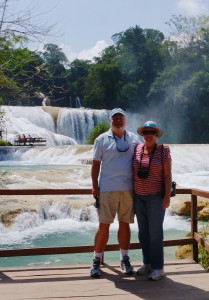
[14,0,209,61]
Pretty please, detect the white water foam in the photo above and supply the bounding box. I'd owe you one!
[0,106,208,266]
[0,201,190,247]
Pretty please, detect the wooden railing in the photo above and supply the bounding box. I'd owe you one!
[0,188,209,263]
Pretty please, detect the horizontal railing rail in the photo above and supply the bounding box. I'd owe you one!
[14,137,47,146]
[0,188,209,263]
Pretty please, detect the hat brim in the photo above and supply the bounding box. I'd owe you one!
[137,126,163,137]
[110,112,125,117]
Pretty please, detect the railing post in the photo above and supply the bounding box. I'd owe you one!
[191,193,198,262]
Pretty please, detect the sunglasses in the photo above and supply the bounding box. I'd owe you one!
[142,130,157,135]
[113,132,129,152]
[112,116,125,121]
[115,141,129,152]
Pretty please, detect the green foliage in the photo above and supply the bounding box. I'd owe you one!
[0,139,11,146]
[1,11,209,142]
[67,59,92,102]
[87,123,110,144]
[199,245,209,271]
[84,62,121,109]
[198,223,209,271]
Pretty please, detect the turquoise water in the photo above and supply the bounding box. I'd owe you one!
[0,219,189,267]
[1,144,207,268]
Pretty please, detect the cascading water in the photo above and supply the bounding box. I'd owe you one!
[57,108,109,144]
[0,106,209,267]
[2,106,77,146]
[1,106,145,145]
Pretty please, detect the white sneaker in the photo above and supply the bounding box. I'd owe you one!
[136,264,152,275]
[149,269,164,281]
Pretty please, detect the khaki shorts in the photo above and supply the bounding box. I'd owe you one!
[98,190,134,224]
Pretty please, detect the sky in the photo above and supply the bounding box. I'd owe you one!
[13,0,209,62]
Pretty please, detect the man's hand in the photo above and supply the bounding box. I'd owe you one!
[92,187,100,199]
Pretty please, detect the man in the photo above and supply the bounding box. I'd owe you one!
[90,108,140,277]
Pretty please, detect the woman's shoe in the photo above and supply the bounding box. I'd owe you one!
[136,264,152,275]
[149,269,164,281]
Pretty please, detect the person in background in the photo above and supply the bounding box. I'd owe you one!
[133,121,172,281]
[90,108,140,278]
[22,134,26,145]
[28,134,35,145]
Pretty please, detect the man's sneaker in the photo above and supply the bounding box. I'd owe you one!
[149,269,164,281]
[136,264,152,275]
[90,257,101,278]
[120,255,134,275]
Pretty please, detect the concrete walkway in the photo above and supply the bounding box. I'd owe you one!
[0,260,209,299]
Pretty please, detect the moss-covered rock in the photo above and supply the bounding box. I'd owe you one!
[198,207,209,221]
[1,209,23,227]
[171,196,209,220]
[1,208,36,227]
[175,244,192,259]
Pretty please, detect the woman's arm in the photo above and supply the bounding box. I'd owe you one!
[163,159,172,209]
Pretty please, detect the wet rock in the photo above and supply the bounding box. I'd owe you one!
[170,196,209,220]
[175,244,192,259]
[198,207,209,221]
[1,208,36,227]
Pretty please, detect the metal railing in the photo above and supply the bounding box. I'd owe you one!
[0,188,209,263]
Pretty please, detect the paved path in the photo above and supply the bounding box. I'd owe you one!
[0,260,209,299]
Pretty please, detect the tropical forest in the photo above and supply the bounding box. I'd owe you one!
[1,0,209,143]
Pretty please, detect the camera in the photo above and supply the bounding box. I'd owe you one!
[170,181,176,197]
[94,196,100,208]
[137,168,149,179]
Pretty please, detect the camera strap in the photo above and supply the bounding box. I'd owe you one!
[139,143,157,172]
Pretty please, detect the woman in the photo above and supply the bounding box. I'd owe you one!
[133,120,172,281]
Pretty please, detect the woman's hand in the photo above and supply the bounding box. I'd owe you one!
[163,195,170,209]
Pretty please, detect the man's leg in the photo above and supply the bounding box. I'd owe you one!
[118,221,134,274]
[94,223,110,253]
[118,221,130,249]
[90,223,110,278]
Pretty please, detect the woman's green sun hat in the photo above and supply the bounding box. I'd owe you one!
[137,120,163,137]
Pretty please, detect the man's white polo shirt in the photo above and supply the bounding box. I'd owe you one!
[93,129,140,192]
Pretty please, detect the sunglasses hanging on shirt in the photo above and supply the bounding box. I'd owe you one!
[113,131,129,152]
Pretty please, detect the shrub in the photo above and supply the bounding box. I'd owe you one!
[198,222,209,271]
[176,225,209,271]
[87,123,110,144]
[0,139,11,146]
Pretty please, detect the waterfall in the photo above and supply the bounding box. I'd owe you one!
[57,108,109,144]
[0,141,208,266]
[76,97,82,108]
[1,106,209,269]
[1,105,148,145]
[2,106,111,145]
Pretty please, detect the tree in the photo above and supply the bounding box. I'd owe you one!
[112,26,166,109]
[0,39,47,105]
[147,15,209,143]
[38,43,71,106]
[84,61,121,109]
[166,15,209,49]
[0,0,55,42]
[0,0,59,105]
[66,59,91,107]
